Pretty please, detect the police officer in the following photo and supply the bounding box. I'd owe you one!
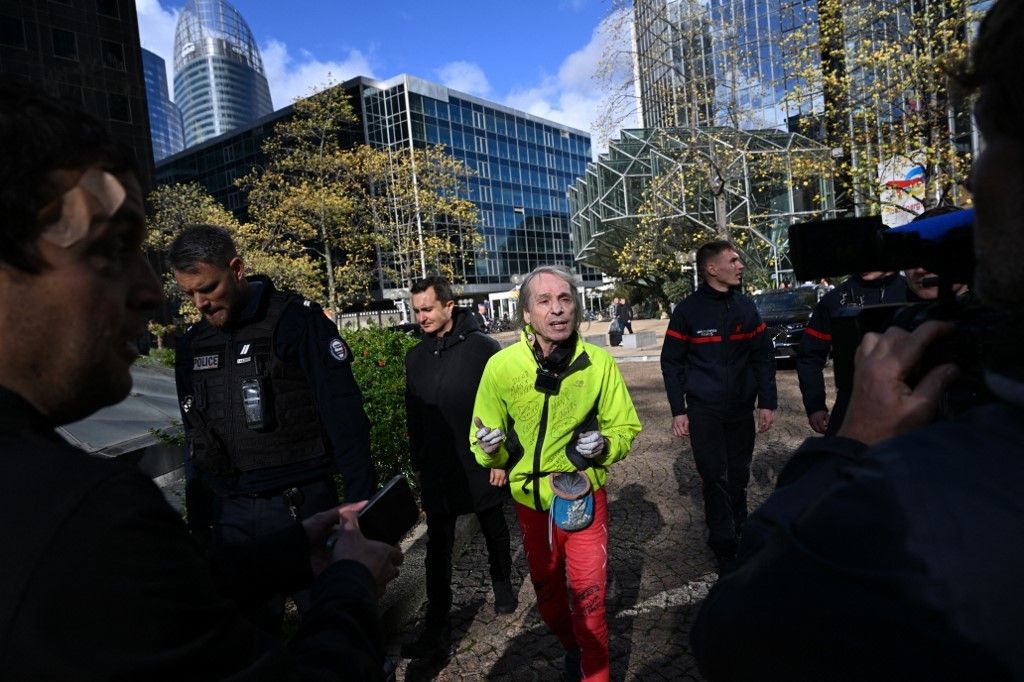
[171,224,377,632]
[795,271,908,435]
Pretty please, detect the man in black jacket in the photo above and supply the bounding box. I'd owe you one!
[691,2,1024,676]
[172,224,379,632]
[402,276,515,660]
[796,272,907,434]
[661,240,777,569]
[0,79,400,678]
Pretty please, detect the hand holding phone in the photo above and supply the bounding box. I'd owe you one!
[356,475,420,546]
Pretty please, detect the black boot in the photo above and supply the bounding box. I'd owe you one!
[492,579,518,615]
[400,621,451,661]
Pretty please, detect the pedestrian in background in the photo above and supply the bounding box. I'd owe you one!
[617,297,634,334]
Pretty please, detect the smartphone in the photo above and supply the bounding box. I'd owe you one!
[357,475,420,545]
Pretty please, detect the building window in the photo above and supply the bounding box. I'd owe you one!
[0,15,25,48]
[101,40,125,71]
[107,93,131,122]
[52,28,78,60]
[97,0,119,18]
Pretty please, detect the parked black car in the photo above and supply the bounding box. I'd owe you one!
[752,288,819,362]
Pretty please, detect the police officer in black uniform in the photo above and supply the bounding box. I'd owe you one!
[795,271,908,435]
[171,224,377,632]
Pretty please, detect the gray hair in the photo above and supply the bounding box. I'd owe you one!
[517,264,583,331]
[169,224,238,272]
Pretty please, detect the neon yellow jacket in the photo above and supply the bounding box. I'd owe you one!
[470,329,642,510]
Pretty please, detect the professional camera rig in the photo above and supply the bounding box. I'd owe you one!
[788,209,1016,417]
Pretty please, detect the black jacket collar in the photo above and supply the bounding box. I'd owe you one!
[697,282,735,301]
[429,307,478,351]
[220,275,275,331]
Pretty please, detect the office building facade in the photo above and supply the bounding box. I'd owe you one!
[0,0,153,187]
[156,74,594,297]
[142,48,184,162]
[173,0,272,147]
[356,75,596,293]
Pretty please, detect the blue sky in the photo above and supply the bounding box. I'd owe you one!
[136,0,636,151]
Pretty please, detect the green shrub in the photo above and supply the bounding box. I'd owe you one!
[345,325,420,485]
[144,347,176,368]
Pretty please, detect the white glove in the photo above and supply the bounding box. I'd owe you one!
[575,431,605,458]
[473,416,506,455]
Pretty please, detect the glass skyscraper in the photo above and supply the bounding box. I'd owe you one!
[356,75,596,293]
[632,0,819,132]
[172,0,273,148]
[142,48,184,162]
[708,0,819,130]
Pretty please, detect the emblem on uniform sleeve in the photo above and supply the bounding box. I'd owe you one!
[329,337,348,362]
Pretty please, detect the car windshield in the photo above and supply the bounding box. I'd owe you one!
[753,289,818,314]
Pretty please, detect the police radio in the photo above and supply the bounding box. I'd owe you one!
[240,377,268,430]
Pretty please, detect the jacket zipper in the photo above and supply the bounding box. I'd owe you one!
[531,394,550,510]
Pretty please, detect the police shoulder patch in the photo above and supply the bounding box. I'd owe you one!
[329,337,348,362]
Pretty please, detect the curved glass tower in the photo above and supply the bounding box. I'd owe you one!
[173,0,273,147]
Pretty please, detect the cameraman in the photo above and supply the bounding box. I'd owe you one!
[690,1,1024,678]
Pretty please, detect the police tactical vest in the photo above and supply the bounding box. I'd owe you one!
[186,291,326,475]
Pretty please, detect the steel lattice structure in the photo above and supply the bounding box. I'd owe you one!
[568,127,837,279]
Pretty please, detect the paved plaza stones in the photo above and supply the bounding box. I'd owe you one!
[390,357,823,681]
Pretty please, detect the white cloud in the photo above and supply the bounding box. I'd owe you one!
[135,0,179,95]
[260,39,375,107]
[502,8,637,156]
[435,61,491,97]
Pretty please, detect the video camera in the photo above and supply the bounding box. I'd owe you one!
[788,208,1008,415]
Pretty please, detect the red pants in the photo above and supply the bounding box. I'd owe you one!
[515,487,609,682]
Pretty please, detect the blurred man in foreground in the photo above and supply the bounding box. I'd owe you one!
[0,80,400,679]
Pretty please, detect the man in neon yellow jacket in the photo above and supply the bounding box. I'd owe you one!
[471,265,641,682]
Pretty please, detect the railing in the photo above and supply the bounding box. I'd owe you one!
[334,310,404,331]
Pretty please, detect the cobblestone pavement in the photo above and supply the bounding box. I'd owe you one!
[389,360,831,681]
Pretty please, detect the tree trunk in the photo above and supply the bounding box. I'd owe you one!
[714,191,729,239]
[818,0,855,216]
